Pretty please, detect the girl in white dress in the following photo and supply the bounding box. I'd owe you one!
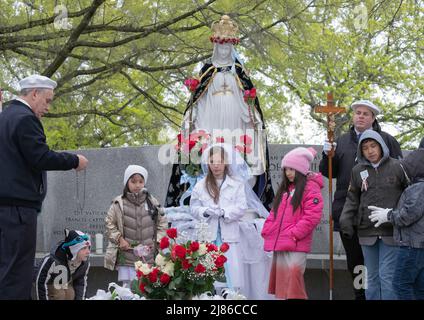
[190,144,247,292]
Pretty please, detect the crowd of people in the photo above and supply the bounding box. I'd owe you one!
[1,15,423,301]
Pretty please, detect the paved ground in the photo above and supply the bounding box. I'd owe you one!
[83,267,355,300]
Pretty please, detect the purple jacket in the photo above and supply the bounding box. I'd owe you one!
[261,172,324,253]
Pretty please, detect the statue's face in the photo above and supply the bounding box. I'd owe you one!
[216,43,232,60]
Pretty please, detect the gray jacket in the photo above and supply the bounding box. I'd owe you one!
[340,130,408,244]
[389,149,424,248]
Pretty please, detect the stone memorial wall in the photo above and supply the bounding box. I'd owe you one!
[37,144,345,259]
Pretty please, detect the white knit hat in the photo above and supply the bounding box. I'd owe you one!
[123,165,148,186]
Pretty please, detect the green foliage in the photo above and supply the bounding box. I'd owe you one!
[0,0,422,148]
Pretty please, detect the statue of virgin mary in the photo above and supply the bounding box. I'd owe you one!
[165,15,274,211]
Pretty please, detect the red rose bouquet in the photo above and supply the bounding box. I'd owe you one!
[132,228,229,299]
[175,130,210,177]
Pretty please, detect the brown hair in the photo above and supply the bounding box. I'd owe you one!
[272,169,307,217]
[206,146,230,204]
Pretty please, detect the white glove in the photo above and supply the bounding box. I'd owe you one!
[323,139,337,155]
[368,205,392,227]
[204,208,223,218]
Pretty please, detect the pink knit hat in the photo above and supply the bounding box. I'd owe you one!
[281,147,317,175]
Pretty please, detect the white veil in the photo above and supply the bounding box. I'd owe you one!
[200,143,269,218]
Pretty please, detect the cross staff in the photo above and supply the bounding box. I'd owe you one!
[314,92,345,300]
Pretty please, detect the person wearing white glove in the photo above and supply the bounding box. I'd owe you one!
[204,207,224,218]
[323,139,337,156]
[190,144,249,294]
[368,206,392,227]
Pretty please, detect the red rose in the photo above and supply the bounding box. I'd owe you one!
[184,78,199,92]
[244,89,250,97]
[188,140,196,151]
[215,255,227,268]
[139,282,146,293]
[160,273,171,285]
[249,88,257,98]
[220,242,230,253]
[190,241,200,252]
[136,270,144,279]
[207,243,218,252]
[148,268,159,283]
[177,133,184,143]
[166,228,177,239]
[194,263,206,273]
[172,244,187,259]
[160,237,170,250]
[240,135,252,145]
[181,259,191,270]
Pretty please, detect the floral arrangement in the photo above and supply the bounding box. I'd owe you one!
[235,134,253,155]
[132,228,229,300]
[243,87,257,107]
[209,36,240,45]
[175,130,211,177]
[212,135,253,166]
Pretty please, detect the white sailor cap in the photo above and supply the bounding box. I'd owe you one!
[351,100,380,115]
[18,74,57,90]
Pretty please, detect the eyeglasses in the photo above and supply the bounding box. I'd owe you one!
[61,234,90,249]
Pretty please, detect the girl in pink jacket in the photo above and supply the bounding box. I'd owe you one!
[261,147,323,299]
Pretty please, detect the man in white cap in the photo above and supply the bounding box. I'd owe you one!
[0,74,89,299]
[319,99,402,300]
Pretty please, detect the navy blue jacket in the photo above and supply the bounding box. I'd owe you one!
[0,100,78,210]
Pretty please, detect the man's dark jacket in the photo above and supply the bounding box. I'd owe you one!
[319,121,402,230]
[0,100,78,210]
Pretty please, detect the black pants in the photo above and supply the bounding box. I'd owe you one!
[339,231,366,300]
[0,206,37,300]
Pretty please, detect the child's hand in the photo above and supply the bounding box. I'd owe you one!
[119,237,131,250]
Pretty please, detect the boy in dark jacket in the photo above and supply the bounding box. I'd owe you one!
[34,229,91,300]
[340,130,408,300]
[369,148,424,299]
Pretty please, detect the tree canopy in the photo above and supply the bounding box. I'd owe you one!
[1,0,422,149]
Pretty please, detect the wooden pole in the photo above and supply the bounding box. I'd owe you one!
[314,92,345,300]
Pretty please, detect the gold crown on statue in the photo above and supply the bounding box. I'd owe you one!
[210,15,240,45]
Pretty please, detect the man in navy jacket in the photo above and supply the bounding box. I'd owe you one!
[319,100,402,300]
[0,75,88,300]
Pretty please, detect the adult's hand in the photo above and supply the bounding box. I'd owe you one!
[76,154,88,171]
[323,139,337,155]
